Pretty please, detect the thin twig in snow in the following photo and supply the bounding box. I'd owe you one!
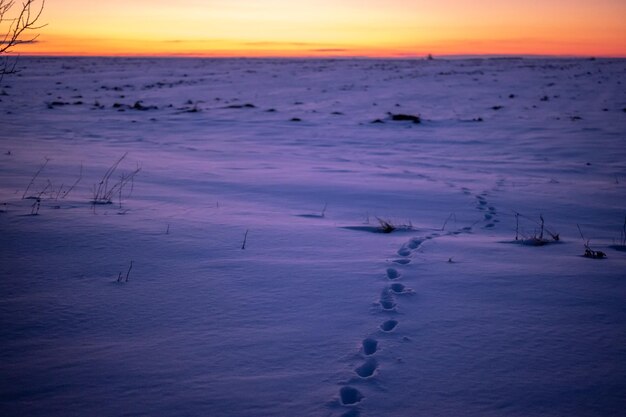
[241,229,249,250]
[22,157,49,199]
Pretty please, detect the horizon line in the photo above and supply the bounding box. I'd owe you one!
[12,52,626,60]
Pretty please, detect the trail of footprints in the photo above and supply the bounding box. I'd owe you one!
[334,234,431,415]
[334,186,500,415]
[461,187,500,229]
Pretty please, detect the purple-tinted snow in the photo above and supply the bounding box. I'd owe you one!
[1,57,625,417]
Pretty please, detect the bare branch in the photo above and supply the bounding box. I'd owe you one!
[0,0,46,77]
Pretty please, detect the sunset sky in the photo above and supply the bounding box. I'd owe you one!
[10,0,626,57]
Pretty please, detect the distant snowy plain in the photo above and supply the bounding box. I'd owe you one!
[1,57,625,417]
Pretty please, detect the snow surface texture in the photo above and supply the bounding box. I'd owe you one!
[1,57,625,417]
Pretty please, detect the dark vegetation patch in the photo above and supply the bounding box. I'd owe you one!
[389,113,421,123]
[226,103,256,109]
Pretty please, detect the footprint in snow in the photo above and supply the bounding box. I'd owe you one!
[339,386,364,405]
[407,238,423,249]
[488,206,500,223]
[475,195,488,211]
[380,319,399,332]
[470,191,501,228]
[386,267,400,280]
[389,283,412,294]
[362,338,378,355]
[355,358,378,378]
[379,288,396,311]
[397,247,411,257]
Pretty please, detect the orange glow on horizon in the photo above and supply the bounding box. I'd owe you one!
[9,0,626,58]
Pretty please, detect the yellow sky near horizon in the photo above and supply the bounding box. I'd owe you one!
[7,0,626,57]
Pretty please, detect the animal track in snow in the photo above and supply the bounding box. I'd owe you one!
[362,338,378,355]
[465,188,501,229]
[355,358,378,378]
[397,247,411,257]
[379,288,396,311]
[380,319,398,332]
[487,206,500,223]
[389,283,412,294]
[339,386,364,405]
[407,238,423,249]
[386,268,400,279]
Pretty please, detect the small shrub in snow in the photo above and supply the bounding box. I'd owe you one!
[513,213,559,246]
[583,247,606,259]
[375,217,413,234]
[577,224,607,259]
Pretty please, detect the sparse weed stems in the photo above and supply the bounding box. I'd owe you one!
[29,197,40,215]
[297,202,328,219]
[441,213,456,231]
[60,163,83,200]
[512,212,560,246]
[609,216,626,252]
[620,216,626,247]
[117,260,133,283]
[91,153,141,207]
[22,157,49,199]
[577,224,607,259]
[21,156,141,212]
